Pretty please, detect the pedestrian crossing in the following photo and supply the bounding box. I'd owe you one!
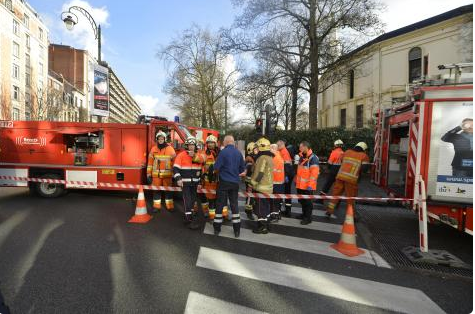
[190,200,445,314]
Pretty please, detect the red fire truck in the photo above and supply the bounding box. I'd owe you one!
[0,115,197,197]
[373,66,473,235]
[187,126,220,144]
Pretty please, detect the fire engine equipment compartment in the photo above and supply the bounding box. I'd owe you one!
[387,123,409,195]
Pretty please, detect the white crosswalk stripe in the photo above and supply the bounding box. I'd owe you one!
[239,212,342,234]
[184,291,268,314]
[237,200,338,219]
[196,247,445,314]
[203,223,390,268]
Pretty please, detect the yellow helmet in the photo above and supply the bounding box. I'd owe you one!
[256,137,271,151]
[206,135,217,143]
[155,131,167,141]
[334,139,343,146]
[355,142,368,151]
[246,142,257,154]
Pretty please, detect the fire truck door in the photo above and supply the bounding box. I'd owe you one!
[121,129,146,167]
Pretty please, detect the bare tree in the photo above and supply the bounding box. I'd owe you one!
[230,0,385,129]
[158,24,239,129]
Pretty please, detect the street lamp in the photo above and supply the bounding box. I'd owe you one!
[61,6,102,62]
[61,6,103,122]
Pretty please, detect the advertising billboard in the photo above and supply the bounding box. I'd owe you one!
[91,63,109,117]
[427,101,473,204]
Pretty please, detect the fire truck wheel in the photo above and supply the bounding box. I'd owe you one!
[35,174,65,198]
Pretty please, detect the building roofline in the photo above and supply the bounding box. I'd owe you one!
[340,4,473,60]
[49,43,89,54]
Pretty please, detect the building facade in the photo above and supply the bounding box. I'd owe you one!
[49,45,141,124]
[318,5,473,129]
[47,70,86,122]
[106,64,141,124]
[0,0,49,120]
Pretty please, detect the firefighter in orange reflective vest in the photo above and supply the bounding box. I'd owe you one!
[277,140,294,217]
[199,135,220,220]
[147,131,176,212]
[317,139,344,204]
[326,142,370,218]
[173,137,206,229]
[270,143,285,222]
[295,141,320,225]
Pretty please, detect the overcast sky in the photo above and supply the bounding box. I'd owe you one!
[29,0,472,122]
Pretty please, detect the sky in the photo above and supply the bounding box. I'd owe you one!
[29,0,473,121]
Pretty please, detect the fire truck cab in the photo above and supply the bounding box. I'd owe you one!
[0,116,195,197]
[373,64,473,235]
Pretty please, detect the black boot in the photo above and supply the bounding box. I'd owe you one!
[245,206,254,220]
[283,204,292,217]
[188,213,201,230]
[253,221,268,234]
[233,223,241,238]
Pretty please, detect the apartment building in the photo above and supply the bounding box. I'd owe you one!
[0,0,49,120]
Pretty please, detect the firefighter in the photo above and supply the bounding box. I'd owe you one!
[317,139,344,204]
[147,131,176,212]
[325,142,370,218]
[295,141,320,225]
[270,144,285,222]
[244,142,258,220]
[250,137,274,234]
[173,137,206,229]
[199,135,220,220]
[277,140,294,217]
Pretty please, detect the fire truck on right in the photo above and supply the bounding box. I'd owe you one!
[373,63,473,235]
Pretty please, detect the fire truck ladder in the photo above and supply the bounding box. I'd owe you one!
[372,109,383,184]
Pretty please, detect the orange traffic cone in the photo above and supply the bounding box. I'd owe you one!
[128,186,152,223]
[331,203,364,257]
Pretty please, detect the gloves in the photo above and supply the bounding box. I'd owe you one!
[285,176,289,183]
[146,175,152,185]
[307,187,313,191]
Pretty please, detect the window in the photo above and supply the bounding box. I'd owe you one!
[12,42,19,57]
[13,108,20,121]
[12,64,19,79]
[25,111,31,121]
[25,93,31,120]
[340,108,346,128]
[348,69,355,99]
[5,0,12,11]
[423,55,429,77]
[25,34,30,48]
[23,14,29,28]
[408,47,422,82]
[25,54,30,68]
[80,99,83,108]
[39,62,43,75]
[13,20,19,35]
[356,105,364,128]
[13,86,20,100]
[39,27,44,40]
[25,72,31,86]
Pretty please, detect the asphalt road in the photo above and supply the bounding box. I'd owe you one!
[0,185,472,314]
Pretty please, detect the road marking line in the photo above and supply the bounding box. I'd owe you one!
[237,200,337,219]
[0,211,30,249]
[184,291,268,314]
[203,224,391,268]
[196,247,444,314]
[239,212,341,234]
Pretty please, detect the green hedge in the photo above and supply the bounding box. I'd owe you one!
[228,127,374,159]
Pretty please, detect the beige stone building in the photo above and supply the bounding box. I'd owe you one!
[318,5,473,129]
[0,0,49,120]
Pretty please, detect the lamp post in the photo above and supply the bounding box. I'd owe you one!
[61,6,101,62]
[61,6,103,122]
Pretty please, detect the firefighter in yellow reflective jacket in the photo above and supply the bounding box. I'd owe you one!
[147,131,176,212]
[326,142,369,218]
[250,137,274,234]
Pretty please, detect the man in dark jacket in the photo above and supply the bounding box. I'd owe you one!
[441,118,473,177]
[213,135,246,237]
